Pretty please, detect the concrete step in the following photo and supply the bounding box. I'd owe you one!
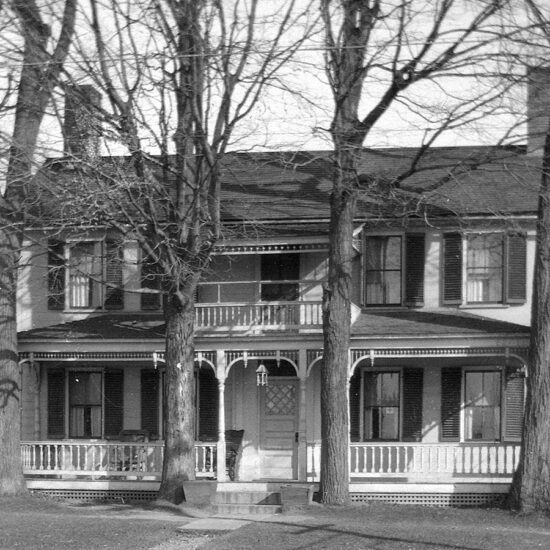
[213,503,282,515]
[214,491,281,505]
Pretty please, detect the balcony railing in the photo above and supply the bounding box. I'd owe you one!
[21,441,216,480]
[195,278,323,331]
[306,442,521,482]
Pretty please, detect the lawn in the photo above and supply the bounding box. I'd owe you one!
[1,495,550,550]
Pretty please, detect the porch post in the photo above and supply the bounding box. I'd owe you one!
[216,350,227,482]
[297,349,308,481]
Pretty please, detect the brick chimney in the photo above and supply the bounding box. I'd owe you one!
[527,67,550,156]
[63,85,102,158]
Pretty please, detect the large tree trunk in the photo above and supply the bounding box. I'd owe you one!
[319,148,356,505]
[509,129,550,511]
[158,294,197,503]
[0,234,25,495]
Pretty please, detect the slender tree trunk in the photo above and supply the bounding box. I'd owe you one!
[510,128,550,511]
[158,293,196,503]
[320,148,356,505]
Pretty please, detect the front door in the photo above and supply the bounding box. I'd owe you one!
[259,378,298,479]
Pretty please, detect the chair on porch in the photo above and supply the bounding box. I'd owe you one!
[225,429,244,481]
[117,429,149,472]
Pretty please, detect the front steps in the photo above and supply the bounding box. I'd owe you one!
[213,490,282,515]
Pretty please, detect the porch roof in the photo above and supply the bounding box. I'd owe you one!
[17,309,529,342]
[351,309,530,337]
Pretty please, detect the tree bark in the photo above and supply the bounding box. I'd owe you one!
[158,293,197,503]
[319,148,356,505]
[509,126,550,511]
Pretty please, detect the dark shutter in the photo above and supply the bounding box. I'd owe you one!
[47,240,65,310]
[104,240,124,310]
[504,365,525,441]
[506,234,527,304]
[349,368,362,442]
[141,370,159,439]
[47,369,65,438]
[198,368,218,440]
[402,368,424,441]
[441,367,462,441]
[405,234,425,307]
[443,233,462,305]
[104,369,124,437]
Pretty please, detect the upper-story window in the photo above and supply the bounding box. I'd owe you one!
[364,233,425,307]
[443,232,526,306]
[47,239,124,310]
[140,250,162,310]
[260,253,299,301]
[365,236,402,305]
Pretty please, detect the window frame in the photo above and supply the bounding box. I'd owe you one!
[363,234,404,307]
[359,368,402,442]
[463,369,502,442]
[67,369,104,439]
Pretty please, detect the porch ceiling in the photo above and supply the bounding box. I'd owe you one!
[351,309,530,338]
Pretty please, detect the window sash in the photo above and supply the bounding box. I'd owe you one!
[365,236,402,305]
[466,234,504,303]
[363,371,400,441]
[464,371,502,441]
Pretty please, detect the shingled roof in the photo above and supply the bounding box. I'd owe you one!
[30,145,540,230]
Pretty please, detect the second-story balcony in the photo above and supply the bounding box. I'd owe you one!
[194,279,323,332]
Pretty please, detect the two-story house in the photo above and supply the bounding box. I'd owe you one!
[16,76,548,506]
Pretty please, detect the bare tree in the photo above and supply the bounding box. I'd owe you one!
[508,0,550,512]
[38,0,314,502]
[318,0,517,504]
[0,0,77,496]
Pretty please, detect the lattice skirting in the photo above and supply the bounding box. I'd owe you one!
[29,488,157,503]
[350,492,506,507]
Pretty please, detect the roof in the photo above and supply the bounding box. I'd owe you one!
[30,146,541,229]
[351,309,530,337]
[18,309,529,342]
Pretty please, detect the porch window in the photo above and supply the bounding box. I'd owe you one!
[464,371,501,441]
[364,371,400,440]
[365,236,402,306]
[69,372,102,438]
[466,234,503,303]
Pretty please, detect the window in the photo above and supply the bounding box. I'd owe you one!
[466,234,503,303]
[365,236,402,306]
[48,239,124,310]
[364,234,425,307]
[443,232,527,305]
[68,242,101,308]
[47,368,123,439]
[260,253,299,301]
[464,371,501,441]
[440,366,525,442]
[69,372,102,438]
[364,372,400,440]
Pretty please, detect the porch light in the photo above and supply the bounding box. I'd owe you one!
[256,363,268,386]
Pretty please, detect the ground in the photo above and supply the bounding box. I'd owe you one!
[1,495,550,549]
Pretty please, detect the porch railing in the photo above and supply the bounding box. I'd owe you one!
[306,442,521,481]
[194,301,322,330]
[21,441,217,480]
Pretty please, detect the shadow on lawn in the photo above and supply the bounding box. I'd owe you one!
[223,517,483,550]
